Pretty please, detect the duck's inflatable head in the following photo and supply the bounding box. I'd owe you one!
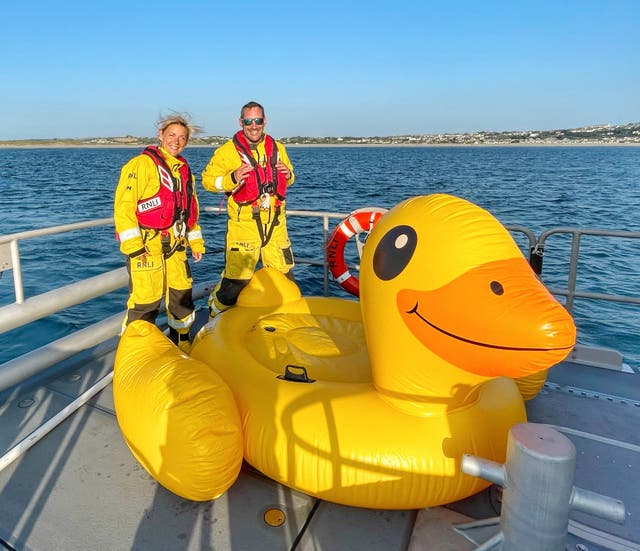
[360,194,576,401]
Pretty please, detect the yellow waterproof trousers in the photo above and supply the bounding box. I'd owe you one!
[124,232,195,333]
[209,210,294,314]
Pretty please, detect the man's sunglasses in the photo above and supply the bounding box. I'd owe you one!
[242,118,264,126]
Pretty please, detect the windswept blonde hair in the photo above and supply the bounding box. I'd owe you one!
[157,112,203,140]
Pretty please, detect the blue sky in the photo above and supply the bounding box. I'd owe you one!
[2,0,638,139]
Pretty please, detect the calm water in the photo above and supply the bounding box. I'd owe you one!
[1,146,639,369]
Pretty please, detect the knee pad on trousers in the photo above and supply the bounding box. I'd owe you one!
[168,287,195,321]
[124,303,160,329]
[215,277,250,307]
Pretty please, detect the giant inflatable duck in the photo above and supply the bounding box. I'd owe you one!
[185,193,576,509]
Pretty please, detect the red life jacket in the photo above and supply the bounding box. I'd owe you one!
[231,132,288,205]
[135,146,198,230]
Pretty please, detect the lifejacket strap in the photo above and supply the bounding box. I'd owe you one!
[128,247,147,258]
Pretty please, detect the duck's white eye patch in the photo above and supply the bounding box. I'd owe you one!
[395,233,409,249]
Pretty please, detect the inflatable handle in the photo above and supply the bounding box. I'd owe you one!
[278,364,316,383]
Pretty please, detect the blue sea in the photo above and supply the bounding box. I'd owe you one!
[1,145,639,370]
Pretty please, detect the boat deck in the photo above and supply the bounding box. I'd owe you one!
[0,310,638,551]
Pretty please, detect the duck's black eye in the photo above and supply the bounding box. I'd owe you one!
[490,281,504,295]
[372,225,417,281]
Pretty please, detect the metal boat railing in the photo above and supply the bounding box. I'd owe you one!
[0,211,639,393]
[535,227,640,313]
[0,218,119,311]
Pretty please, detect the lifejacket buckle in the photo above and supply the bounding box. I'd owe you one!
[260,192,271,209]
[172,219,186,239]
[160,231,171,255]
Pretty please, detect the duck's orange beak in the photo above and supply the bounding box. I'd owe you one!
[398,257,576,378]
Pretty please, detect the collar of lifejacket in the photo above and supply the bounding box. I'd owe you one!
[233,131,278,176]
[143,145,191,186]
[145,145,187,168]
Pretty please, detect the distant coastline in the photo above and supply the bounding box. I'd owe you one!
[2,142,640,149]
[1,122,639,148]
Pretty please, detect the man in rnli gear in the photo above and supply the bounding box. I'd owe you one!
[114,113,205,353]
[202,101,295,318]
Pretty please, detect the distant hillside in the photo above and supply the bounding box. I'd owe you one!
[280,123,640,146]
[2,123,639,147]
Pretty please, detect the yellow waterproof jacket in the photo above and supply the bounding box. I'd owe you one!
[114,147,205,257]
[201,137,294,220]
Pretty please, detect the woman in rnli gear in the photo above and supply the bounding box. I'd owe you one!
[113,113,205,353]
[201,101,295,318]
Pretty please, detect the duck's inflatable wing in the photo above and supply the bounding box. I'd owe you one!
[114,320,243,501]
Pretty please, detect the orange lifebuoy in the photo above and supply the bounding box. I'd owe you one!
[326,208,387,296]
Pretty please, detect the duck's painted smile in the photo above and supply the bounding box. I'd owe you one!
[406,302,547,352]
